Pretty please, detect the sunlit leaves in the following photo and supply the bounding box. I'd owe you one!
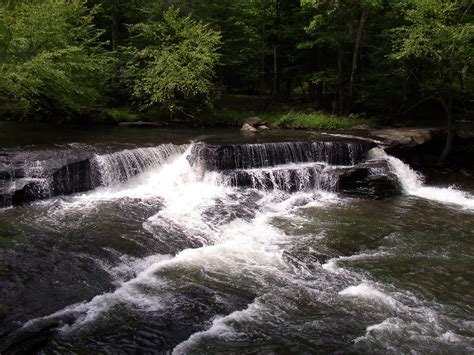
[390,0,474,95]
[0,0,111,116]
[126,7,221,113]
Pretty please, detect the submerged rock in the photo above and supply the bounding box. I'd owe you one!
[283,249,331,270]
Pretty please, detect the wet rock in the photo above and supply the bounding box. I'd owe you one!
[189,141,372,170]
[226,164,325,192]
[283,250,331,270]
[338,161,401,199]
[0,148,101,207]
[223,158,401,199]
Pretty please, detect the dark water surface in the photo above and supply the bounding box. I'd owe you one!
[0,121,352,148]
[0,123,472,353]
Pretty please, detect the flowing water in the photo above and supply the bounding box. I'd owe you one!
[0,126,473,354]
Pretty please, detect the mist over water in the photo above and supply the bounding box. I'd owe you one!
[0,140,473,353]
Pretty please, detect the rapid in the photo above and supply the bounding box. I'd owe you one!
[0,130,473,353]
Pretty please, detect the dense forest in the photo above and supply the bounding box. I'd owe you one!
[0,0,473,130]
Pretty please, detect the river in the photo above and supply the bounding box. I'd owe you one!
[0,122,473,353]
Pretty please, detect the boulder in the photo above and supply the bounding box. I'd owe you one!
[368,128,439,147]
[244,116,267,127]
[240,123,259,133]
[0,148,102,208]
[240,117,270,133]
[338,161,402,199]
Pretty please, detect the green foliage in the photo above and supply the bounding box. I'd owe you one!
[275,111,375,130]
[0,0,111,117]
[125,7,221,114]
[104,108,142,123]
[390,0,474,97]
[199,106,375,129]
[0,0,472,125]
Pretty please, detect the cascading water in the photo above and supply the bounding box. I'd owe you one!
[369,147,474,209]
[189,140,372,170]
[93,144,188,186]
[1,138,473,354]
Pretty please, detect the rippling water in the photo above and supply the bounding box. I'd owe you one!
[0,137,473,353]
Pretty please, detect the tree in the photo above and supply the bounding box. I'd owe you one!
[125,7,221,117]
[0,0,111,118]
[390,0,474,162]
[301,0,384,114]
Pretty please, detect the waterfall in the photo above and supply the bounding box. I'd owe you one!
[369,148,474,209]
[6,140,474,207]
[94,144,188,186]
[223,163,342,193]
[189,141,373,170]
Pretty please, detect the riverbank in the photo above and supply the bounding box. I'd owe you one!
[99,106,377,131]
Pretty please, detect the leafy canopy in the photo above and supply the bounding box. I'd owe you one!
[390,0,474,96]
[126,7,221,114]
[0,0,111,117]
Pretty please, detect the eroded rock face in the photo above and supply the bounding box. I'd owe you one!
[189,141,374,170]
[224,159,401,199]
[1,141,400,208]
[338,161,401,199]
[0,148,101,208]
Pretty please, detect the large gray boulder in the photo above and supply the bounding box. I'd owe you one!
[241,117,270,133]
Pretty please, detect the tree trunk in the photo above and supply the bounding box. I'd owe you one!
[272,0,280,98]
[336,47,344,115]
[438,94,454,164]
[259,1,266,97]
[273,46,278,97]
[345,7,369,115]
[110,0,119,51]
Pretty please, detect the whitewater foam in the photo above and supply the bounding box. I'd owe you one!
[369,148,474,210]
[339,283,399,309]
[172,300,265,354]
